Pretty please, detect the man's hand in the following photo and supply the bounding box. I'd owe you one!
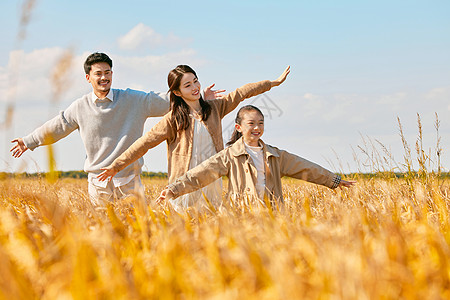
[97,166,118,182]
[203,83,226,100]
[10,138,29,158]
[271,66,290,87]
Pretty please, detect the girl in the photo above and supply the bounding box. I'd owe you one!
[159,105,354,206]
[97,66,290,209]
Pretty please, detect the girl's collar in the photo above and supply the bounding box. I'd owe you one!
[243,140,263,150]
[230,137,279,158]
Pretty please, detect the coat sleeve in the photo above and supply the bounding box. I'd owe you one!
[22,105,79,150]
[278,149,341,189]
[109,113,175,172]
[216,80,272,118]
[168,149,230,198]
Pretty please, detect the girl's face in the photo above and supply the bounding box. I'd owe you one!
[236,110,264,147]
[174,72,201,103]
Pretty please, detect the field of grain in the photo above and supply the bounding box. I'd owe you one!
[1,174,449,300]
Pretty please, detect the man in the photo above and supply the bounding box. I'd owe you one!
[10,52,223,204]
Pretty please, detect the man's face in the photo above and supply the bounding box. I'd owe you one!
[86,62,112,97]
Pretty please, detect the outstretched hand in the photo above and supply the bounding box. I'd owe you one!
[97,166,118,182]
[204,83,226,100]
[271,66,290,87]
[157,188,174,205]
[10,138,28,158]
[338,179,356,189]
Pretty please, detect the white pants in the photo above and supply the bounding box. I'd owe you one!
[88,176,144,206]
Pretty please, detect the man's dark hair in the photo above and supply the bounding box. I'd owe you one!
[84,52,113,74]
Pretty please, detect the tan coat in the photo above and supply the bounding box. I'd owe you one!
[167,137,341,203]
[109,80,272,183]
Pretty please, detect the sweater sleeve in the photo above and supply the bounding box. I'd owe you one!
[22,109,79,150]
[216,80,272,118]
[279,150,341,189]
[109,113,174,172]
[145,91,170,117]
[167,149,230,198]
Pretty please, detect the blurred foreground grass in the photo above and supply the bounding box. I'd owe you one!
[1,176,450,299]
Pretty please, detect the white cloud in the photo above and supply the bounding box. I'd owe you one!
[118,23,190,51]
[376,92,407,110]
[1,48,84,105]
[301,93,324,117]
[0,66,7,103]
[425,87,450,102]
[113,49,206,91]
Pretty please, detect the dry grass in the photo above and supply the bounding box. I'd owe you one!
[1,175,450,299]
[4,1,448,298]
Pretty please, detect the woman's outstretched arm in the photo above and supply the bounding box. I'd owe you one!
[217,66,291,117]
[97,113,175,182]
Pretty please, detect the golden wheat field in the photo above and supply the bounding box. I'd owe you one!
[1,174,449,300]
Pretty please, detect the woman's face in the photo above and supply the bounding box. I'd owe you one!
[174,72,201,103]
[236,110,265,147]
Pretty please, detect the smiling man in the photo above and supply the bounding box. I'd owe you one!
[10,52,222,205]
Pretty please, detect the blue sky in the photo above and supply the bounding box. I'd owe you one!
[1,0,450,174]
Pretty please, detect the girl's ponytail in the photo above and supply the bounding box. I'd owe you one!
[226,105,264,147]
[226,129,242,147]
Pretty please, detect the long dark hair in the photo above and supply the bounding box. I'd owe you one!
[226,105,264,147]
[168,65,212,132]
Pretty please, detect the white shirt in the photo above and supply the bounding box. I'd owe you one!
[244,141,266,199]
[91,89,114,103]
[169,116,223,210]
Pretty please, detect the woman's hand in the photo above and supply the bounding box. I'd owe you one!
[96,166,118,182]
[271,66,290,87]
[157,188,174,204]
[204,83,226,100]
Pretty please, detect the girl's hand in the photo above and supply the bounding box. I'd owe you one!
[338,179,356,189]
[96,166,117,182]
[204,83,226,100]
[157,188,174,204]
[271,66,290,87]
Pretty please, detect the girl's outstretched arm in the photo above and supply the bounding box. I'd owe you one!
[156,149,230,204]
[271,66,290,87]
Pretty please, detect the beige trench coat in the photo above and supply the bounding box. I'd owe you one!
[168,137,341,203]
